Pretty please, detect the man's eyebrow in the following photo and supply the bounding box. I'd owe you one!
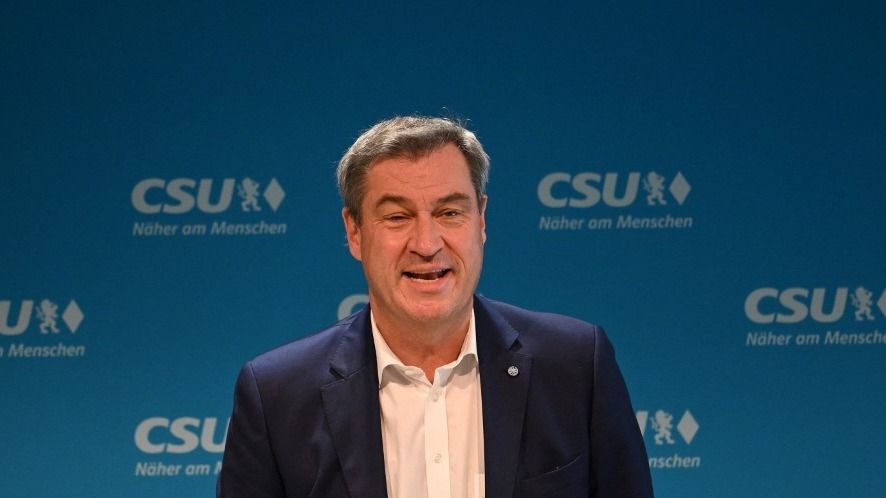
[435,192,472,206]
[374,192,473,210]
[374,195,412,210]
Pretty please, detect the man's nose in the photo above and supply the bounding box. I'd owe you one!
[408,213,443,257]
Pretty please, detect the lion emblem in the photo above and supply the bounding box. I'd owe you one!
[238,177,262,212]
[642,172,667,206]
[35,299,60,334]
[651,410,675,445]
[850,286,874,321]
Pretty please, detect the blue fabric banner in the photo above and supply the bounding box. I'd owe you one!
[2,1,883,496]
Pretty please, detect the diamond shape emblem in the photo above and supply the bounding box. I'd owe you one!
[878,289,886,318]
[636,411,649,436]
[62,300,84,333]
[677,410,699,444]
[669,172,691,205]
[263,178,285,212]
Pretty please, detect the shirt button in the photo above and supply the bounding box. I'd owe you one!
[431,390,440,401]
[434,453,442,463]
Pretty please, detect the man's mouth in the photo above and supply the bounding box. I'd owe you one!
[403,269,451,281]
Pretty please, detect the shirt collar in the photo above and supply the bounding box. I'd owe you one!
[371,309,478,387]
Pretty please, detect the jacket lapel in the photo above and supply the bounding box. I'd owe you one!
[320,308,388,498]
[475,297,532,498]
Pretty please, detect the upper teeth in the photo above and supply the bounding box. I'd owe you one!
[407,270,445,280]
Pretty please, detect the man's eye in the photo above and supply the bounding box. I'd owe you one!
[384,214,408,222]
[441,210,462,217]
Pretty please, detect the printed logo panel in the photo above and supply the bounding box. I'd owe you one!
[536,170,695,232]
[130,177,288,238]
[744,286,886,348]
[0,299,86,359]
[133,416,227,478]
[636,409,702,470]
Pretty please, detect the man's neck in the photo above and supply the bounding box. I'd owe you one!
[372,310,471,382]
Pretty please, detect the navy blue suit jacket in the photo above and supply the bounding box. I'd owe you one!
[218,296,653,497]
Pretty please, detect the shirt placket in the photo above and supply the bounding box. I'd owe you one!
[425,368,452,498]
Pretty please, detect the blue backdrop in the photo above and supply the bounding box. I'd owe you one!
[2,1,884,496]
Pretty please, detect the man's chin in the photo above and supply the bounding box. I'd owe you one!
[399,300,466,325]
[403,307,450,324]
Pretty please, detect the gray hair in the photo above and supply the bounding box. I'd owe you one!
[336,116,490,223]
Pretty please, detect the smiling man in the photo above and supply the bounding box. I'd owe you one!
[218,116,653,498]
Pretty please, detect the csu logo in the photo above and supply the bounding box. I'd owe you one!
[537,171,690,208]
[0,299,84,336]
[745,286,886,324]
[636,409,698,445]
[134,417,228,454]
[131,177,285,214]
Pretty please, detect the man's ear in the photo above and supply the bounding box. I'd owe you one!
[479,195,488,244]
[342,207,362,261]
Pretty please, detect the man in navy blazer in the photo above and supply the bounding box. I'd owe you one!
[219,116,653,497]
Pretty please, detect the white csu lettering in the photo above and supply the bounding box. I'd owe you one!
[0,300,33,336]
[131,178,236,214]
[134,417,228,454]
[537,172,641,208]
[745,287,849,324]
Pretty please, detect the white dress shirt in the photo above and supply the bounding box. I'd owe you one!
[371,310,485,498]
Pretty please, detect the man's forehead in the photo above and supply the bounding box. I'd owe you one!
[369,146,467,171]
[366,151,471,187]
[368,142,465,167]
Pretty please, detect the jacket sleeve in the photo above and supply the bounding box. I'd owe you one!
[217,362,287,498]
[589,327,654,497]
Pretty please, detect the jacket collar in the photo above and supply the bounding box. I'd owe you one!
[320,307,388,498]
[475,296,532,498]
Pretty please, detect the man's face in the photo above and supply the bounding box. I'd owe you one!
[343,144,487,330]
